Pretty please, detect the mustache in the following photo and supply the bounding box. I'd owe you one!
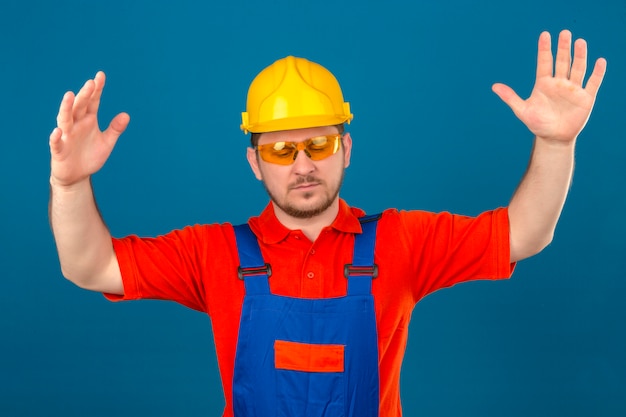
[290,175,322,188]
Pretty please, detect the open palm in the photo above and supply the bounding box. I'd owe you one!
[50,71,130,186]
[493,30,606,143]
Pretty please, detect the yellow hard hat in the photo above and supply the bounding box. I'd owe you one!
[241,56,353,134]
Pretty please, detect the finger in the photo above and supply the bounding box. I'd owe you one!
[569,38,588,86]
[72,78,96,121]
[584,57,607,98]
[492,83,526,117]
[536,31,553,79]
[49,127,64,156]
[554,30,572,79]
[102,112,131,146]
[87,71,106,115]
[56,91,75,132]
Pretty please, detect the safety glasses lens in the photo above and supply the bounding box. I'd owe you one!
[258,135,341,165]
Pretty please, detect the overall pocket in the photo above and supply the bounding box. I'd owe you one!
[275,340,346,417]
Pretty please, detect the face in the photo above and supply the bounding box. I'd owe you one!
[247,126,352,220]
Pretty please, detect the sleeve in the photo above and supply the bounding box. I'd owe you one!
[103,224,228,312]
[388,207,515,302]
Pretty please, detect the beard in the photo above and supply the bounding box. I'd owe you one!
[262,171,345,219]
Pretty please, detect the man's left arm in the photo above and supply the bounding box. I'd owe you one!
[492,30,607,262]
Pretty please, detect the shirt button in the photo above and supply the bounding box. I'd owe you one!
[310,249,316,255]
[307,272,315,279]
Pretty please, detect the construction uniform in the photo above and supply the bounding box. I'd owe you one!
[107,200,513,416]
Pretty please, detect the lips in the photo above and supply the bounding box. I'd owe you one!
[291,182,320,190]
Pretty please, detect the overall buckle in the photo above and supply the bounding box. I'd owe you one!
[237,264,272,280]
[343,264,379,279]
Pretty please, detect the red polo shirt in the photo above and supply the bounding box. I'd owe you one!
[107,199,513,416]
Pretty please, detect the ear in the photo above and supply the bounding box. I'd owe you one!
[342,132,353,169]
[246,147,263,181]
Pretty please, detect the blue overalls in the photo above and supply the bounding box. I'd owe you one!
[232,215,381,417]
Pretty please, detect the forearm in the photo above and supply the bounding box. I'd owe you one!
[49,176,122,292]
[508,136,575,262]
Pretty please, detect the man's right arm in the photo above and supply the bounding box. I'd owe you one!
[49,177,123,294]
[49,72,130,294]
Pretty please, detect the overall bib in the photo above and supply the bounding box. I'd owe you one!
[232,215,381,417]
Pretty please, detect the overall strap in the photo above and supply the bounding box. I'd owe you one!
[345,214,381,296]
[234,214,380,296]
[233,224,271,295]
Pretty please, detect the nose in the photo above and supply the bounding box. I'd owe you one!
[292,147,316,175]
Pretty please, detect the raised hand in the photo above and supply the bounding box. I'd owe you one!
[49,71,130,187]
[492,30,606,143]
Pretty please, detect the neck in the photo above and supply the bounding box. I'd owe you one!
[273,199,340,241]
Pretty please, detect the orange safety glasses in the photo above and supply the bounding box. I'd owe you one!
[256,134,342,165]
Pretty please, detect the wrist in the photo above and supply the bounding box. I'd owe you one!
[534,135,577,149]
[49,175,91,191]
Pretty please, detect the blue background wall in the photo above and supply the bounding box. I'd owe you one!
[1,0,624,415]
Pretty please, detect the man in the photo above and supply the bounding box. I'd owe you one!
[49,30,606,416]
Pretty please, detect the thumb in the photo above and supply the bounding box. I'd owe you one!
[492,83,525,116]
[103,112,130,145]
[49,127,64,157]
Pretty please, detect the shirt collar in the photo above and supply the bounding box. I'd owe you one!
[252,199,366,244]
